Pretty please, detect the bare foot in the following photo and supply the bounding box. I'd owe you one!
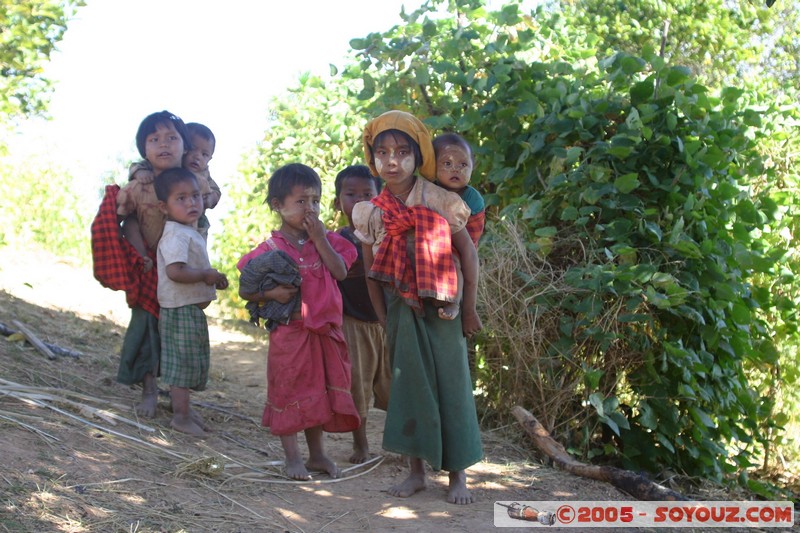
[135,390,158,418]
[447,470,473,505]
[306,455,341,479]
[388,471,426,498]
[350,425,370,464]
[170,416,208,438]
[285,457,312,480]
[349,446,370,464]
[438,302,459,320]
[189,408,212,432]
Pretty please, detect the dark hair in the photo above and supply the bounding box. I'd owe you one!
[135,110,192,158]
[334,164,382,197]
[266,163,321,209]
[432,132,474,161]
[186,122,216,147]
[154,167,198,202]
[369,129,423,173]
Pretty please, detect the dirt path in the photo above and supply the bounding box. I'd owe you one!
[0,247,764,532]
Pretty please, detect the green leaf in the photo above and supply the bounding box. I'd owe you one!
[731,303,751,325]
[589,392,605,417]
[643,222,663,241]
[560,206,579,221]
[349,38,368,50]
[583,366,604,389]
[621,56,645,74]
[614,172,640,193]
[522,199,542,220]
[666,66,692,86]
[656,432,675,453]
[689,407,716,428]
[424,115,453,129]
[631,80,654,103]
[534,226,557,237]
[638,402,658,430]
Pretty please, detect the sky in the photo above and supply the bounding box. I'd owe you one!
[10,0,425,186]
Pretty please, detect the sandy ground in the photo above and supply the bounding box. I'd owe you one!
[0,247,794,533]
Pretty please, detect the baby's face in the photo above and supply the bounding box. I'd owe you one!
[436,144,473,191]
[183,134,214,174]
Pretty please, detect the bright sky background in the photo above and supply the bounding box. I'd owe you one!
[11,0,425,187]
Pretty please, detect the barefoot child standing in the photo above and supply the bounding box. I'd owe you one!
[155,167,228,437]
[352,110,483,504]
[238,163,360,479]
[114,111,191,418]
[333,165,391,464]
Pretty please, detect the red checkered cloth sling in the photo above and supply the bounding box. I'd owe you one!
[465,210,485,248]
[369,188,458,310]
[90,184,159,318]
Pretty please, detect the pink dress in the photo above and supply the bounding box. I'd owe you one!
[237,231,360,435]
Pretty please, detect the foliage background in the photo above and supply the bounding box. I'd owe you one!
[212,0,800,494]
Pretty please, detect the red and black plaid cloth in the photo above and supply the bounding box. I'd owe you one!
[466,210,485,248]
[90,184,159,318]
[368,189,458,310]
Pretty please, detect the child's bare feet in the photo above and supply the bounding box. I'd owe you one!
[447,470,473,505]
[284,457,312,480]
[349,446,370,464]
[438,302,460,320]
[388,471,427,497]
[350,424,370,464]
[189,408,212,432]
[170,416,208,438]
[306,455,341,479]
[135,390,158,418]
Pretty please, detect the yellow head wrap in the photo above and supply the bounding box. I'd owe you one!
[362,110,436,181]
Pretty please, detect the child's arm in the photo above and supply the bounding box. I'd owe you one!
[120,216,153,272]
[239,285,297,304]
[204,172,222,210]
[304,213,348,280]
[452,228,482,337]
[362,243,387,327]
[166,263,229,289]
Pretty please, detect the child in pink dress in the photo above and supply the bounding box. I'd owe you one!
[238,163,360,480]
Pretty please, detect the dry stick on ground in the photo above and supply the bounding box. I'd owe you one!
[11,320,56,360]
[0,378,153,432]
[511,405,687,501]
[0,321,82,358]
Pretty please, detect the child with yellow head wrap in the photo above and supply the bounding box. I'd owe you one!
[352,110,483,505]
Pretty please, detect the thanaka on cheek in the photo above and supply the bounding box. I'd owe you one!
[400,156,415,175]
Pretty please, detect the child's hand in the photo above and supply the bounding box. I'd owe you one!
[141,256,154,273]
[303,213,326,243]
[461,309,483,338]
[269,284,299,304]
[203,269,227,288]
[214,273,229,290]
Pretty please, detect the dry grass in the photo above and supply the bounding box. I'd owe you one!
[476,219,644,445]
[0,335,300,532]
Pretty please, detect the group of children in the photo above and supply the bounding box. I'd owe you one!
[93,110,226,437]
[95,109,485,504]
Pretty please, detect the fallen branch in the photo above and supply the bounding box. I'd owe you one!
[11,320,56,360]
[0,378,150,431]
[1,321,82,359]
[511,405,686,501]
